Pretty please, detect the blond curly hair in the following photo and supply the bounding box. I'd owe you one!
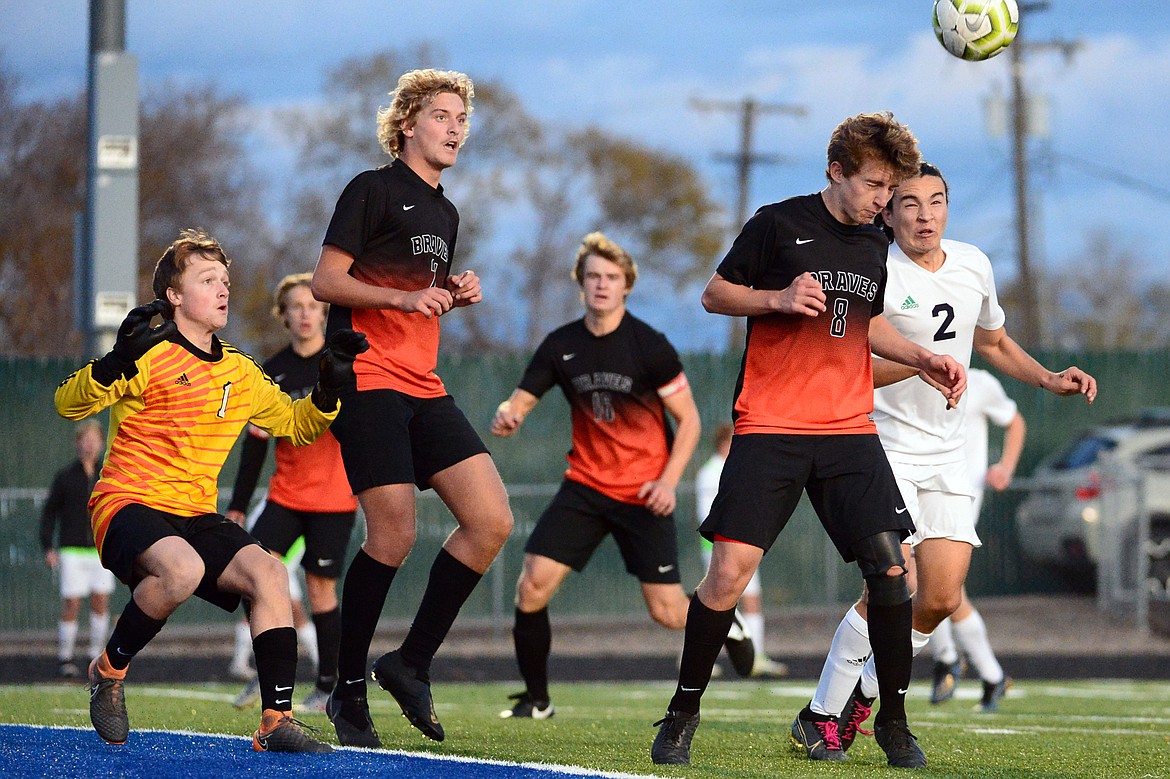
[572,231,638,291]
[376,69,475,158]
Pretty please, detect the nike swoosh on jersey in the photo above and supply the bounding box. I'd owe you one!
[898,688,909,694]
[896,506,909,514]
[317,559,333,567]
[657,564,675,573]
[680,686,702,692]
[796,238,815,245]
[402,204,416,211]
[272,374,286,384]
[562,353,575,361]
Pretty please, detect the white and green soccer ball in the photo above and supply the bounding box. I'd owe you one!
[932,0,1020,61]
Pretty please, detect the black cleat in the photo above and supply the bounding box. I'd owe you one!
[790,707,847,761]
[651,710,700,765]
[978,677,1011,712]
[88,656,129,745]
[930,659,962,704]
[874,719,927,769]
[723,609,756,677]
[372,649,444,742]
[837,681,874,753]
[499,691,555,719]
[253,711,334,753]
[326,688,381,748]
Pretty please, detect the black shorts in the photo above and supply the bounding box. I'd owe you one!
[525,479,682,584]
[248,501,357,579]
[100,503,261,612]
[700,433,914,563]
[331,389,489,493]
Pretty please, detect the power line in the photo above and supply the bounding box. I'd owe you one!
[691,96,806,351]
[1054,153,1170,203]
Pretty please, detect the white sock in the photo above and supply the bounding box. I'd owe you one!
[298,622,319,670]
[231,620,252,669]
[58,620,78,662]
[952,608,1003,684]
[859,627,932,699]
[811,606,870,717]
[743,612,765,657]
[88,612,111,659]
[930,617,958,664]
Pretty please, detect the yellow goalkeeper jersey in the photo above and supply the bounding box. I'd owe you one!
[54,334,337,555]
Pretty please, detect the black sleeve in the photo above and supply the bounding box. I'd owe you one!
[642,328,685,390]
[39,470,66,551]
[227,430,271,514]
[322,171,380,259]
[516,333,560,400]
[715,207,777,289]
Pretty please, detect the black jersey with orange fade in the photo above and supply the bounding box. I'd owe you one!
[518,314,687,505]
[323,159,458,398]
[717,193,889,436]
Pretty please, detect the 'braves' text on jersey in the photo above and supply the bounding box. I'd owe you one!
[717,193,889,435]
[518,314,687,504]
[323,159,459,398]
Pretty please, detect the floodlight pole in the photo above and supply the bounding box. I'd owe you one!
[82,0,139,356]
[691,97,806,351]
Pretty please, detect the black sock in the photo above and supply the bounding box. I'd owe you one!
[254,626,297,712]
[868,598,913,725]
[668,593,735,715]
[398,548,482,681]
[104,597,166,671]
[513,607,551,702]
[337,549,397,699]
[312,608,341,692]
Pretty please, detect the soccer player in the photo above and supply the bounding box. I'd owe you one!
[928,367,1024,712]
[695,423,788,678]
[54,228,367,753]
[650,112,966,770]
[311,69,514,747]
[39,420,115,679]
[491,232,752,721]
[796,162,1096,761]
[226,273,359,712]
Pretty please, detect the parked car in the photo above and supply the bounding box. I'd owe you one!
[1015,414,1170,589]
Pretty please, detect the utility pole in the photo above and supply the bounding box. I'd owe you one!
[1008,1,1079,347]
[692,97,806,351]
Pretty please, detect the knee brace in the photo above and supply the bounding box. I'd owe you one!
[852,530,911,607]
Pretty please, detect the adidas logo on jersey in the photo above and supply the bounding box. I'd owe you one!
[900,296,919,310]
[175,373,191,386]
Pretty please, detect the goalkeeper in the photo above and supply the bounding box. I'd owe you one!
[54,228,367,754]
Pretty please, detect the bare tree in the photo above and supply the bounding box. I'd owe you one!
[280,49,726,353]
[0,59,273,357]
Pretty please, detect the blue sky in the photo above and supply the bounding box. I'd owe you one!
[5,1,1169,348]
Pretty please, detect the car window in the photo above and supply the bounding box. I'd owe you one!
[1136,443,1170,472]
[1051,435,1118,469]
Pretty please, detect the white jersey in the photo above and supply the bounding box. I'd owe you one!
[873,239,1005,463]
[695,453,724,525]
[963,368,1019,494]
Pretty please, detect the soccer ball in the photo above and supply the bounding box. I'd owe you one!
[932,0,1020,61]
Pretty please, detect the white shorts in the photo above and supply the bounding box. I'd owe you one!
[889,459,980,548]
[59,549,116,599]
[700,548,762,597]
